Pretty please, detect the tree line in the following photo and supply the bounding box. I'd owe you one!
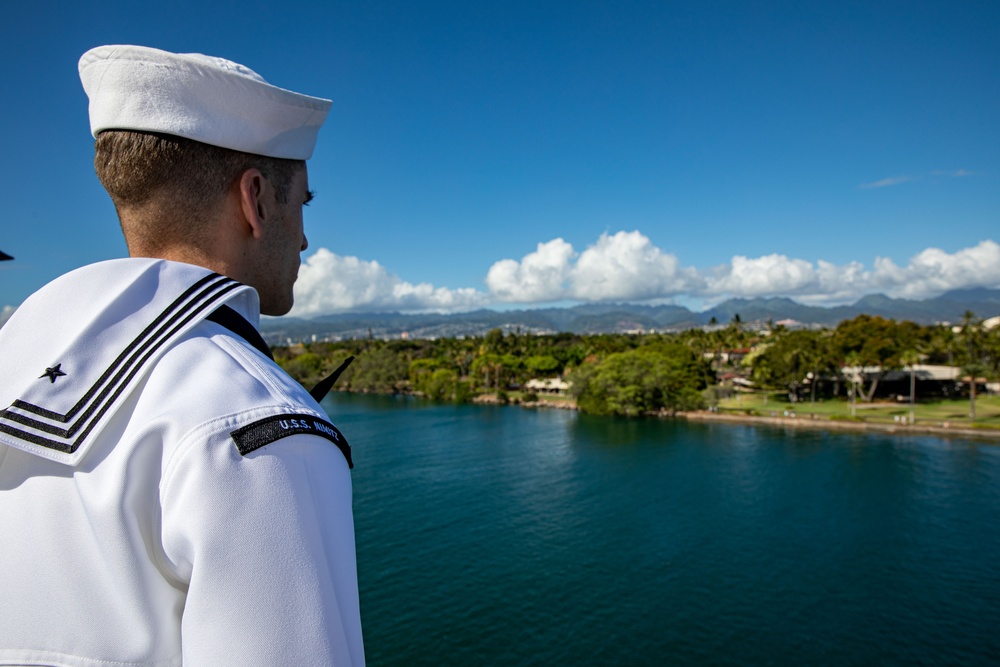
[274,312,1000,418]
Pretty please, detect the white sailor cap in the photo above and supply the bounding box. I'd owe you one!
[79,45,332,160]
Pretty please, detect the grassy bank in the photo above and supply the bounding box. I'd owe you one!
[716,392,1000,431]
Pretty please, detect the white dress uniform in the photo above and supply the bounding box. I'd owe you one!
[0,258,365,666]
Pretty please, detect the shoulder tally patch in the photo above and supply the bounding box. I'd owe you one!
[231,413,353,468]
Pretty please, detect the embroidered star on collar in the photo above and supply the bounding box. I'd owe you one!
[40,364,67,383]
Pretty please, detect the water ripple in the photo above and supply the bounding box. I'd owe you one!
[331,395,1000,666]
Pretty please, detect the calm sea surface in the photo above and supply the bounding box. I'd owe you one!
[325,393,1000,666]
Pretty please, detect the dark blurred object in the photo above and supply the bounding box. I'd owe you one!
[0,250,12,261]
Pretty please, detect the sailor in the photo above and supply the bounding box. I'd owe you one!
[0,46,364,666]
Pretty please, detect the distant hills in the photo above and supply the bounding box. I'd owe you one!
[260,288,1000,344]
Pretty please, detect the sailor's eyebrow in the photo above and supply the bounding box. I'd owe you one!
[304,189,316,206]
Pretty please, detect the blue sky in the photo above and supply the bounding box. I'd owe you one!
[2,0,998,321]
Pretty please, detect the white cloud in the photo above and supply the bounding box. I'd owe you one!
[931,169,972,178]
[809,260,872,304]
[703,255,874,306]
[570,231,701,300]
[871,241,1000,299]
[486,238,574,302]
[486,231,700,304]
[702,240,1000,306]
[859,175,911,189]
[861,169,973,189]
[291,248,489,316]
[707,254,817,296]
[286,237,1000,317]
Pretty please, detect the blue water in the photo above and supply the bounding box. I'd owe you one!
[326,394,1000,666]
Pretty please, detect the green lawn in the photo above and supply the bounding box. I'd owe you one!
[509,391,576,406]
[716,391,1000,430]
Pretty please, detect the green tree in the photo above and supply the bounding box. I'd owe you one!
[833,315,915,402]
[501,353,525,386]
[570,344,706,417]
[983,324,1000,390]
[483,328,505,354]
[279,351,325,385]
[408,358,443,385]
[923,324,956,365]
[525,354,561,377]
[679,328,716,387]
[750,330,836,402]
[422,368,461,401]
[471,353,503,392]
[899,348,922,423]
[844,351,863,417]
[745,342,777,403]
[955,311,986,420]
[346,346,409,393]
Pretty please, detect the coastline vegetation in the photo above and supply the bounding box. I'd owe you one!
[273,311,1000,427]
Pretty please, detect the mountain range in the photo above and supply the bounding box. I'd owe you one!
[261,288,1000,344]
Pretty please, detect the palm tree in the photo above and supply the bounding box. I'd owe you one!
[844,351,863,418]
[926,324,956,365]
[956,311,985,421]
[900,348,921,424]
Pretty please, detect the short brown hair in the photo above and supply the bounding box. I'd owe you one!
[94,130,302,250]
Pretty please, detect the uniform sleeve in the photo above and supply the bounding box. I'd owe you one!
[159,419,365,666]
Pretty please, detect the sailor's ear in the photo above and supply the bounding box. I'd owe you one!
[238,168,268,240]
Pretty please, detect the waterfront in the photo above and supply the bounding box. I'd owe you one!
[329,393,1000,666]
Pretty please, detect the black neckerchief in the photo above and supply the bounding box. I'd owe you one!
[206,305,354,402]
[206,305,273,360]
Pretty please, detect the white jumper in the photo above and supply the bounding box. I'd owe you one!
[0,258,365,667]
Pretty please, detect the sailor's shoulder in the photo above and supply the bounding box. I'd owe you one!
[143,320,317,419]
[140,325,355,470]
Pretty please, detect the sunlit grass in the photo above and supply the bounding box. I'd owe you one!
[716,391,1000,429]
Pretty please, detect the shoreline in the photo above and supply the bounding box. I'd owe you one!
[680,410,1000,441]
[518,396,1000,442]
[352,391,1000,442]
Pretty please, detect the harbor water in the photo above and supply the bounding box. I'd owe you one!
[326,394,1000,666]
